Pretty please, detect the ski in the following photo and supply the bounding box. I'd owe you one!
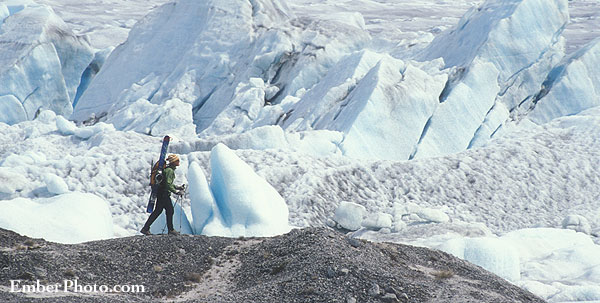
[146,135,170,213]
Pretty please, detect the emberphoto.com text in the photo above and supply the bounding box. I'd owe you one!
[9,279,146,294]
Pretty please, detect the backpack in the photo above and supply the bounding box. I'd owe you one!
[149,161,165,185]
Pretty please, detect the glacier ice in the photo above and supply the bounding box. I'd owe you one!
[43,173,69,195]
[413,59,501,158]
[71,0,370,138]
[105,97,196,138]
[56,115,115,139]
[527,38,600,124]
[438,237,521,282]
[172,125,343,157]
[282,50,447,161]
[0,192,113,244]
[0,4,9,24]
[562,214,592,235]
[0,0,599,301]
[413,0,569,156]
[189,143,291,237]
[188,161,215,234]
[0,3,93,125]
[333,201,366,231]
[0,167,28,195]
[0,0,596,165]
[503,228,600,300]
[0,95,27,125]
[66,0,591,162]
[362,212,393,231]
[72,0,297,127]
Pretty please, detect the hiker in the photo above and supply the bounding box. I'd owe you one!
[141,154,185,235]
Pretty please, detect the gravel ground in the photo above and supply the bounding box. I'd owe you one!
[0,227,545,303]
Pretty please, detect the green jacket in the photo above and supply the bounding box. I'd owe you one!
[162,166,177,194]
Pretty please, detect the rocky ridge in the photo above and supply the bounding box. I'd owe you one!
[0,227,545,302]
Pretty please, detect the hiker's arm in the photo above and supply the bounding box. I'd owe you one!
[164,169,177,193]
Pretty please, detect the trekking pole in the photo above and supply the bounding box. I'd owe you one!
[177,194,183,231]
[161,219,168,235]
[177,184,186,231]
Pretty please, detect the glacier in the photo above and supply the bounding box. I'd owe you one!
[527,37,600,123]
[1,0,600,301]
[1,0,597,161]
[2,104,599,301]
[66,0,597,162]
[0,1,93,125]
[413,0,569,156]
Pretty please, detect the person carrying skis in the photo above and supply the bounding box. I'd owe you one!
[141,154,185,235]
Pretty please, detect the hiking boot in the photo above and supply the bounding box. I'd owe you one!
[140,229,152,236]
[168,229,180,235]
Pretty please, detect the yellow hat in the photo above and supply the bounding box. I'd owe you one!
[167,154,179,163]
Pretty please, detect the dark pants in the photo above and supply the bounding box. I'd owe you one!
[142,190,174,231]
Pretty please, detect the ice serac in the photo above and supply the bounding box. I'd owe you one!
[0,4,9,24]
[71,0,223,123]
[188,161,215,234]
[337,58,446,160]
[527,38,600,124]
[413,0,568,156]
[207,143,290,237]
[0,3,94,125]
[71,0,371,137]
[282,50,447,161]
